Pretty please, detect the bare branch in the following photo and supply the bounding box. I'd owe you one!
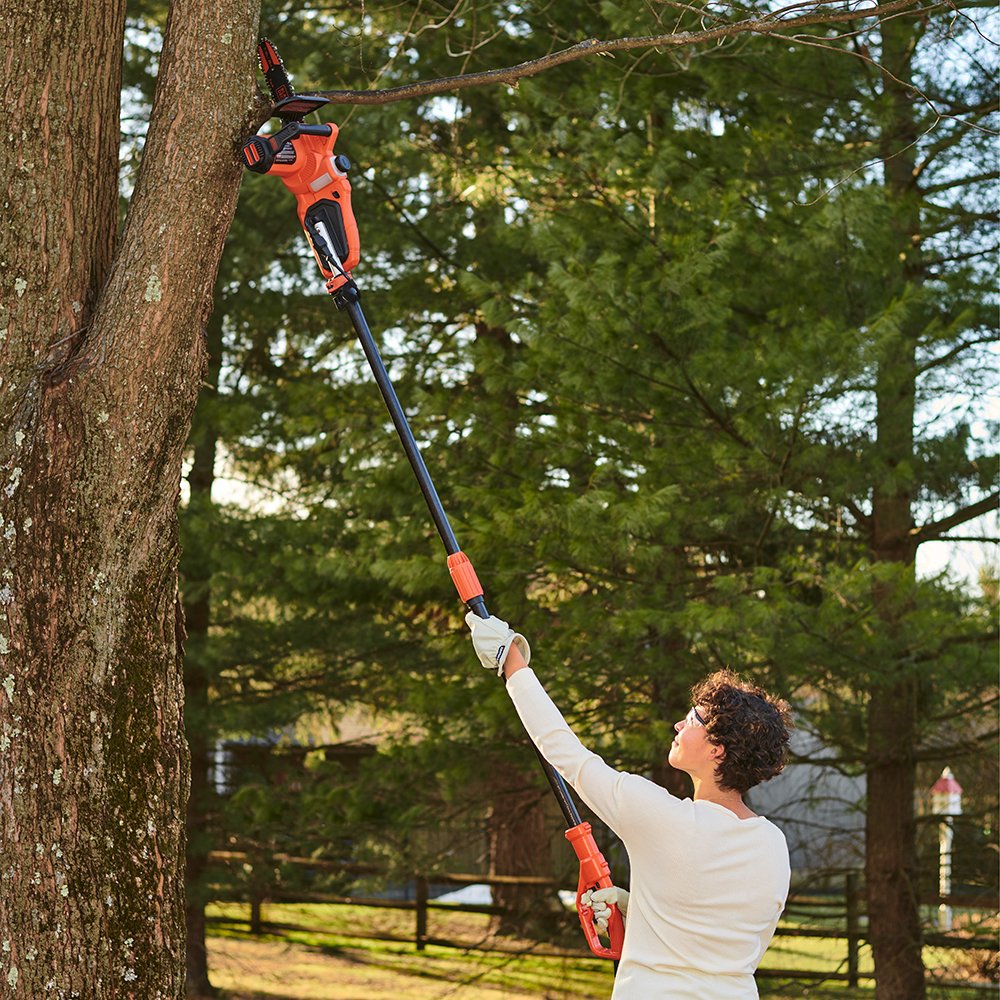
[306,0,939,107]
[927,534,999,543]
[915,104,999,175]
[916,334,998,375]
[921,169,1000,196]
[842,496,873,529]
[912,491,1000,543]
[926,243,1000,267]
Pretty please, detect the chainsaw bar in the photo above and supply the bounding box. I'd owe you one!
[259,37,294,103]
[259,37,331,120]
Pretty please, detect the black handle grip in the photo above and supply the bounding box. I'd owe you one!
[241,135,276,173]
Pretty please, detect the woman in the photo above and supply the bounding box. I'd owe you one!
[467,613,792,999]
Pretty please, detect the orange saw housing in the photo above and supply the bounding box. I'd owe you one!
[263,123,361,292]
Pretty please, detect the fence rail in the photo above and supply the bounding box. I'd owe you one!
[205,852,999,989]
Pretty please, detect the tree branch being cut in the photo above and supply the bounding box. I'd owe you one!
[307,0,943,107]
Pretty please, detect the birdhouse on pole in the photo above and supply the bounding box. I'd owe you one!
[931,767,963,931]
[931,767,963,816]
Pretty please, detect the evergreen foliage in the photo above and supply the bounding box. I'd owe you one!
[162,0,996,985]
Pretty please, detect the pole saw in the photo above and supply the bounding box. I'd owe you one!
[241,38,625,961]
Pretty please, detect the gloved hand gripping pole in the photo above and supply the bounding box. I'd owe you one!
[241,37,624,961]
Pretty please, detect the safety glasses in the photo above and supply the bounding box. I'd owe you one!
[685,707,708,728]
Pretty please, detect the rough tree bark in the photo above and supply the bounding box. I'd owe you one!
[0,3,260,996]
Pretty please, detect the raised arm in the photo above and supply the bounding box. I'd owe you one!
[466,613,639,834]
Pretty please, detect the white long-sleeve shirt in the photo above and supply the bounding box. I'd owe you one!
[507,669,790,999]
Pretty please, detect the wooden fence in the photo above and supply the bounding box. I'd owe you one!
[772,874,997,989]
[205,851,999,990]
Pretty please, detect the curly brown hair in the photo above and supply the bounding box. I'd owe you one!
[690,669,792,795]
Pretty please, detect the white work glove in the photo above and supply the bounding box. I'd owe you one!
[465,612,530,676]
[581,886,629,932]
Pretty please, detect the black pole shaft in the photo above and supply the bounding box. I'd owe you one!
[340,290,582,828]
[343,295,460,556]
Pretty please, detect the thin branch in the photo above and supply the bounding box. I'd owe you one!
[304,0,935,107]
[926,690,999,725]
[915,334,998,376]
[925,209,997,235]
[915,102,1000,176]
[364,174,457,271]
[921,168,1000,196]
[842,496,873,529]
[923,534,998,543]
[926,243,1000,267]
[911,491,999,543]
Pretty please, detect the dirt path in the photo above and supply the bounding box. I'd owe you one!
[208,936,610,1000]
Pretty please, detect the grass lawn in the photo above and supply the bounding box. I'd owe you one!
[205,902,997,999]
[208,901,614,999]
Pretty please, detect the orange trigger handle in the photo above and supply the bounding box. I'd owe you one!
[566,821,625,961]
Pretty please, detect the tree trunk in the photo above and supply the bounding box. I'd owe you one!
[649,647,696,800]
[0,3,260,995]
[487,769,556,940]
[865,13,926,1000]
[182,312,224,998]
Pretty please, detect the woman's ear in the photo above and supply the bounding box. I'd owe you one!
[709,744,726,762]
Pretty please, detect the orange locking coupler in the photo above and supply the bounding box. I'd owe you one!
[242,37,624,960]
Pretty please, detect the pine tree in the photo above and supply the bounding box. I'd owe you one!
[194,8,994,994]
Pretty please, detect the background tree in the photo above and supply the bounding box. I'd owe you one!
[475,10,997,1000]
[213,7,994,1000]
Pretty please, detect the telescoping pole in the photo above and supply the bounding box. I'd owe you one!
[240,37,623,959]
[337,284,574,810]
[332,283,623,961]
